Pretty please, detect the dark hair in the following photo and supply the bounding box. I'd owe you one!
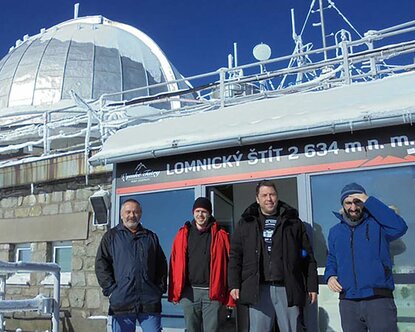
[255,180,278,196]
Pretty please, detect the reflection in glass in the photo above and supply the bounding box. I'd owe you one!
[310,165,415,331]
[120,188,195,329]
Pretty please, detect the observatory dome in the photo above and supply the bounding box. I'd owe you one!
[0,15,186,109]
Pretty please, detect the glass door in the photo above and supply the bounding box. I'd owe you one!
[209,187,234,233]
[206,177,301,332]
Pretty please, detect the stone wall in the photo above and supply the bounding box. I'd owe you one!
[0,180,111,332]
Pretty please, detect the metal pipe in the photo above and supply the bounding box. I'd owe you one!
[373,19,415,34]
[340,41,351,84]
[233,43,238,67]
[0,275,5,332]
[219,68,226,108]
[74,3,79,19]
[52,270,61,332]
[0,261,60,332]
[0,295,47,312]
[318,0,328,60]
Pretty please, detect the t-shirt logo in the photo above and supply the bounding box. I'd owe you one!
[263,218,277,252]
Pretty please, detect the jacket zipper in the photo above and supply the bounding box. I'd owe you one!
[350,228,358,289]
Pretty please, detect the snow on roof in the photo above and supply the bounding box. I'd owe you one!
[0,15,182,109]
[89,71,415,165]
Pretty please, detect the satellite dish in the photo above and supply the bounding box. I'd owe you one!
[253,43,272,61]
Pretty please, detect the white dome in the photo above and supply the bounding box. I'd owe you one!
[0,16,186,109]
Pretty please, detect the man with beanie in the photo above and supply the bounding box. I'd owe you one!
[325,183,408,332]
[228,180,318,332]
[168,197,234,332]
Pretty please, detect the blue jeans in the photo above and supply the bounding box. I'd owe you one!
[112,313,162,332]
[339,297,398,332]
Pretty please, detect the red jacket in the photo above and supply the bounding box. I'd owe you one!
[168,221,234,307]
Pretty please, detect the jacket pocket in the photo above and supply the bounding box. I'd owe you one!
[110,276,135,310]
[240,273,258,304]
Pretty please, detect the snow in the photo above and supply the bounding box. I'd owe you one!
[90,71,415,165]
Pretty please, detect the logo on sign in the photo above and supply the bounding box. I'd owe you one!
[121,163,161,183]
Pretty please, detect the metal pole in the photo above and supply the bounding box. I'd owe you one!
[340,41,351,84]
[367,41,378,77]
[43,111,50,155]
[233,43,238,67]
[318,0,328,60]
[84,108,92,185]
[51,270,60,332]
[0,275,5,332]
[219,68,226,108]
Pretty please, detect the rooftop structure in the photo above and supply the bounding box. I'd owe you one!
[0,15,191,165]
[0,3,414,170]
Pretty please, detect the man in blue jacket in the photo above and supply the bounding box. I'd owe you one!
[95,199,167,332]
[324,183,408,332]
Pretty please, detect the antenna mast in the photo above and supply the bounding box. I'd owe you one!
[318,0,328,60]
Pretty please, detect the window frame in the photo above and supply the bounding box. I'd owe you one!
[6,243,32,286]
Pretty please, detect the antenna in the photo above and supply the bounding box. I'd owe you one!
[228,54,233,69]
[318,0,328,60]
[233,42,238,67]
[253,43,272,62]
[253,43,272,92]
[74,3,80,19]
[291,8,297,41]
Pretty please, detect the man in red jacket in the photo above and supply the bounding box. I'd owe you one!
[168,197,234,332]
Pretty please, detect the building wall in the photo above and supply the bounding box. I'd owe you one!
[0,175,112,332]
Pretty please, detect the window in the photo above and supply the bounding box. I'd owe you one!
[15,244,32,263]
[53,242,72,273]
[6,243,32,285]
[41,241,72,286]
[310,165,415,331]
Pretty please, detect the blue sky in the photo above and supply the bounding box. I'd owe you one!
[1,0,414,77]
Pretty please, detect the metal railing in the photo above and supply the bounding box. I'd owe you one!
[0,261,60,332]
[1,19,415,170]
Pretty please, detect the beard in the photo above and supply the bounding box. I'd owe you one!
[345,208,363,221]
[123,217,140,229]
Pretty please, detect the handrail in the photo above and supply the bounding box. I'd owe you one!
[0,261,60,332]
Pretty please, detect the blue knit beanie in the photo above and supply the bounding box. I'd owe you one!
[340,183,366,204]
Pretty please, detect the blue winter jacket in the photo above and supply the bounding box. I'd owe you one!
[95,223,167,314]
[324,196,408,299]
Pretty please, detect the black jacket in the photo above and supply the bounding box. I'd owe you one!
[95,223,167,315]
[228,201,318,307]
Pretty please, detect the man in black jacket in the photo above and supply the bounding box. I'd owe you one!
[228,180,318,332]
[95,199,167,332]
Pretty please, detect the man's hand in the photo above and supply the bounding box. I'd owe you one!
[349,193,368,203]
[230,288,240,300]
[308,292,318,304]
[327,276,342,293]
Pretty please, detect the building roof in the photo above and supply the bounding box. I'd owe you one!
[0,15,186,109]
[89,70,415,165]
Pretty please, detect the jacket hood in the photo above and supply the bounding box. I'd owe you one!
[241,200,299,221]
